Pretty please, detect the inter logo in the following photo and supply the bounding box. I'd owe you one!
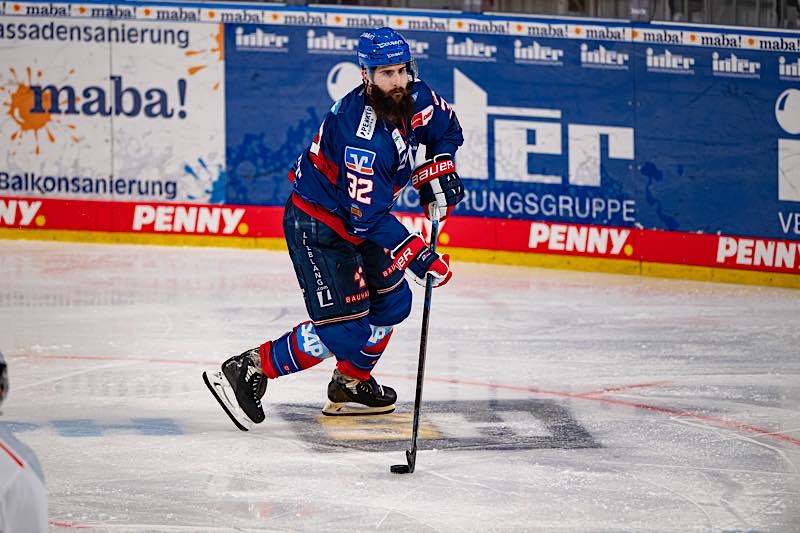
[514,40,565,66]
[580,43,629,69]
[712,52,761,78]
[344,146,376,176]
[645,48,695,74]
[446,36,497,62]
[234,27,289,52]
[779,56,800,81]
[306,30,359,54]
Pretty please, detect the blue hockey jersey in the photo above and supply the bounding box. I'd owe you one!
[288,79,463,251]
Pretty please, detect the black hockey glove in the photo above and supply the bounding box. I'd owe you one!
[410,154,465,221]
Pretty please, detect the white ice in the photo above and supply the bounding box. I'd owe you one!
[1,239,799,532]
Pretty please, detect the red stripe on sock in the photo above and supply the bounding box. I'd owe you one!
[295,351,325,371]
[362,329,393,355]
[259,341,280,379]
[337,360,372,381]
[290,327,325,371]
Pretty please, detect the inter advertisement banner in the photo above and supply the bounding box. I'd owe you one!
[223,20,800,245]
[0,9,225,203]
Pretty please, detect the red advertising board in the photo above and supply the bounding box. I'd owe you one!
[2,196,798,288]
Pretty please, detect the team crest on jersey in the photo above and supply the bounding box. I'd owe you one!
[345,146,376,175]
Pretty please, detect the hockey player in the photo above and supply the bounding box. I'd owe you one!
[0,352,48,532]
[204,27,464,430]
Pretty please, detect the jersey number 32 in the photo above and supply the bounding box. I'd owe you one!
[347,172,373,205]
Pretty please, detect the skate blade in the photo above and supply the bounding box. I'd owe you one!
[202,370,253,432]
[321,401,396,416]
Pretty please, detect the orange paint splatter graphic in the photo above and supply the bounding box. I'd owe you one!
[1,66,80,156]
[184,24,224,91]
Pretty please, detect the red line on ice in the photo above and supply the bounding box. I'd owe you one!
[49,521,91,529]
[27,353,800,447]
[576,380,672,396]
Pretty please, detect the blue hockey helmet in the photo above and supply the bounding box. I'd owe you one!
[357,27,417,80]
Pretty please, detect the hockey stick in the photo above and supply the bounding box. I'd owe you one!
[391,204,441,475]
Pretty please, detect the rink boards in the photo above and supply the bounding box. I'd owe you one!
[2,196,799,288]
[1,1,799,288]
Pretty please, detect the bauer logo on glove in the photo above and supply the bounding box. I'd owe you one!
[410,154,465,221]
[390,233,452,288]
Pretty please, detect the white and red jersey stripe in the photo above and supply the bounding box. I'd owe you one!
[0,430,47,533]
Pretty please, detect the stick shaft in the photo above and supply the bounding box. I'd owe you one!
[407,215,440,466]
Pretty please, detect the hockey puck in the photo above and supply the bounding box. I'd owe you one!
[390,464,411,474]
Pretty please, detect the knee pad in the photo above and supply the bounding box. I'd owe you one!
[369,281,412,327]
[316,317,372,359]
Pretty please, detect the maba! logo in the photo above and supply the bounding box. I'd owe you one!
[1,65,194,156]
[6,70,189,120]
[1,66,81,156]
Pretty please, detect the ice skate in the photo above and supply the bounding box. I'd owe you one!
[203,348,267,431]
[322,368,397,416]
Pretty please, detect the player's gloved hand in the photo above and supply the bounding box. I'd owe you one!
[391,234,452,288]
[410,154,464,221]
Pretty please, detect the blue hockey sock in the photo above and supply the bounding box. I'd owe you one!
[261,321,333,378]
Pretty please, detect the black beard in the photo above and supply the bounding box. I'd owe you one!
[369,82,415,128]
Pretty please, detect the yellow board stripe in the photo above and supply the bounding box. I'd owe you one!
[444,246,800,289]
[0,228,287,251]
[1,228,798,289]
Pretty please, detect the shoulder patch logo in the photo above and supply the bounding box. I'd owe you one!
[411,105,434,129]
[345,146,376,175]
[356,105,376,140]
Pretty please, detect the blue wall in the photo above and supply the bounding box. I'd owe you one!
[222,12,800,241]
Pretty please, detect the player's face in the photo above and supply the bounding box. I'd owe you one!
[371,64,409,101]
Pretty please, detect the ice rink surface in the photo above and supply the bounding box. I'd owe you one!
[1,239,799,532]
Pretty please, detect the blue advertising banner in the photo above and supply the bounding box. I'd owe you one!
[223,16,800,242]
[633,41,798,238]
